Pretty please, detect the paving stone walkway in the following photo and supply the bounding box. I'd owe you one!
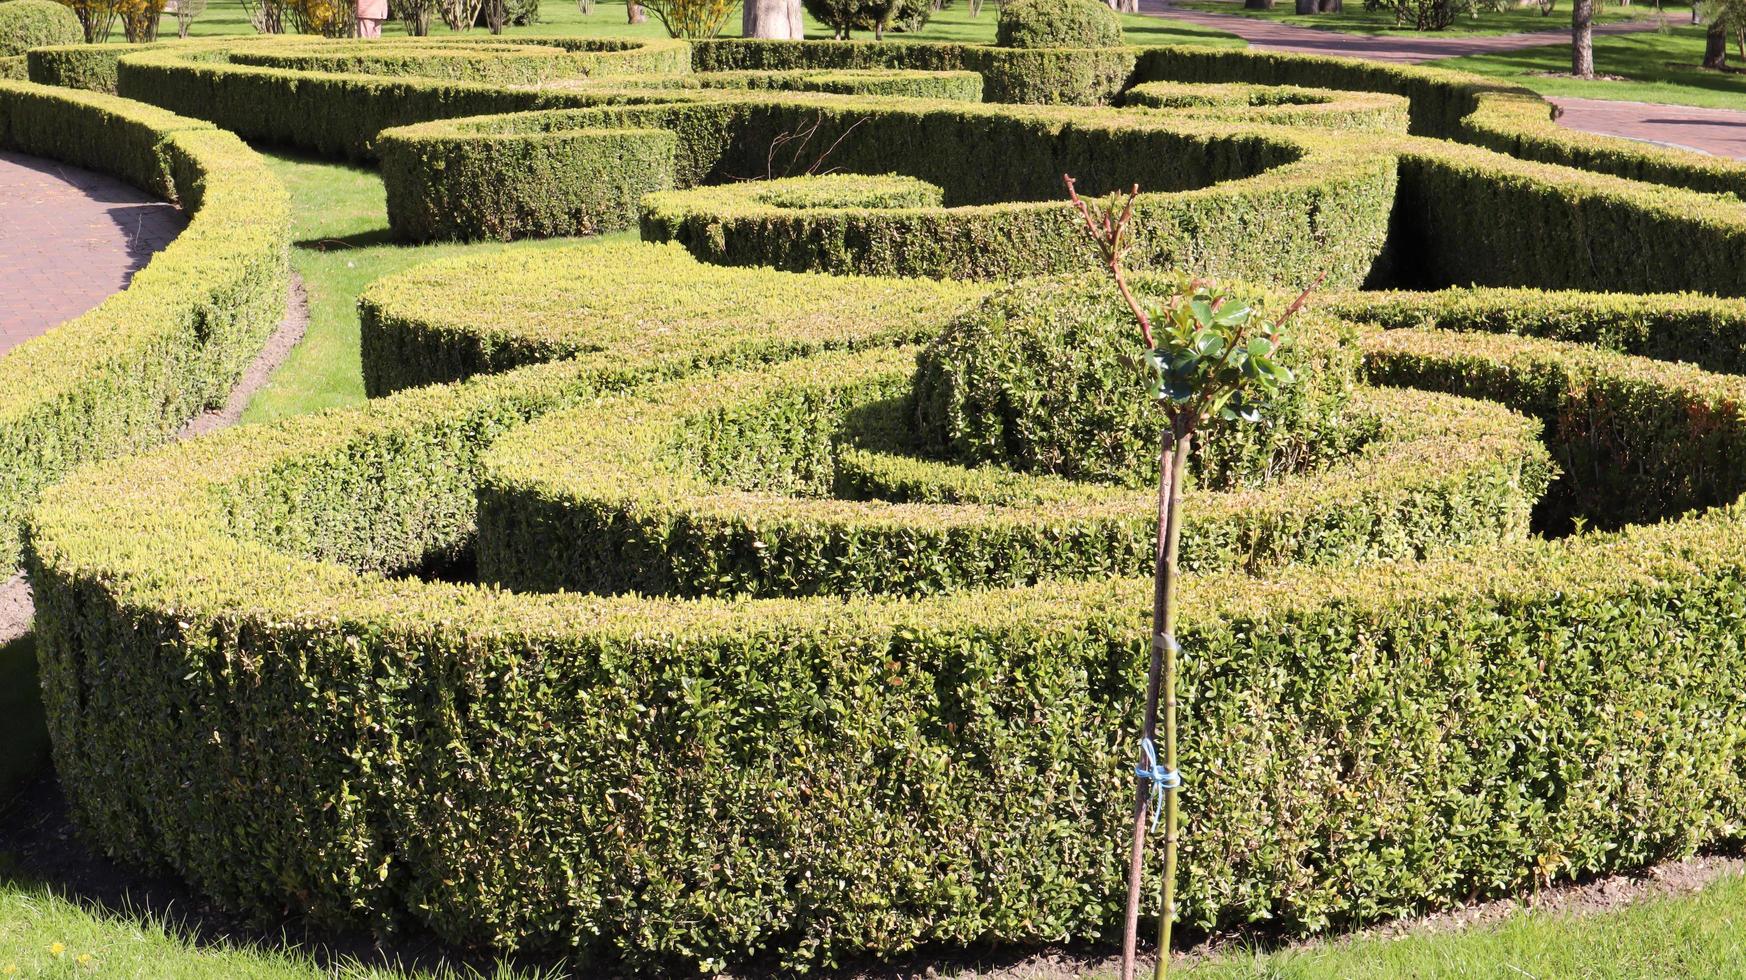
[1144,0,1669,62]
[1547,96,1746,159]
[1144,1,1746,160]
[0,150,187,355]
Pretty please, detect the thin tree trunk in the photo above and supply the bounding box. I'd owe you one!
[627,0,645,22]
[743,0,803,38]
[1704,18,1728,69]
[1121,424,1192,980]
[1571,0,1594,77]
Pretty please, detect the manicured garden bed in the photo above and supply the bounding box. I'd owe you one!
[6,14,1746,978]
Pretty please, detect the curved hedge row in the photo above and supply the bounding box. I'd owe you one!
[28,235,1746,972]
[1121,80,1409,132]
[0,80,288,568]
[476,343,1548,596]
[0,0,80,59]
[24,29,1746,977]
[226,36,690,84]
[1129,44,1746,198]
[379,94,1397,286]
[90,37,1746,297]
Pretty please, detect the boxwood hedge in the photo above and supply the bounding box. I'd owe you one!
[0,0,79,58]
[93,36,1746,297]
[27,237,1746,973]
[24,29,1746,978]
[0,81,288,568]
[476,344,1548,597]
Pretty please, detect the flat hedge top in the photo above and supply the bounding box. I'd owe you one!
[359,240,983,375]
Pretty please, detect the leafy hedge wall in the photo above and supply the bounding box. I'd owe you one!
[375,93,1395,285]
[27,43,125,92]
[0,0,79,58]
[28,237,1746,974]
[93,37,1746,297]
[476,344,1548,596]
[25,31,1746,978]
[381,120,678,241]
[691,37,1137,104]
[0,81,288,568]
[1130,44,1746,198]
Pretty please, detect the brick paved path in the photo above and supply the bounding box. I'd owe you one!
[1548,96,1746,160]
[0,150,187,355]
[1143,0,1668,62]
[1142,2,1746,160]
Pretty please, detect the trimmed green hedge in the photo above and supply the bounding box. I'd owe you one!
[228,36,690,85]
[1388,141,1746,296]
[382,120,678,241]
[99,38,1746,296]
[1331,286,1746,375]
[28,42,125,92]
[477,345,1548,596]
[0,54,24,80]
[909,275,1367,489]
[0,0,79,58]
[25,32,1746,977]
[29,235,1746,971]
[1122,80,1409,132]
[0,81,289,567]
[691,37,1136,105]
[1130,44,1746,198]
[356,240,985,395]
[996,0,1123,49]
[686,66,982,100]
[376,94,1396,285]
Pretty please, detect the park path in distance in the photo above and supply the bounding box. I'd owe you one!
[1141,0,1746,160]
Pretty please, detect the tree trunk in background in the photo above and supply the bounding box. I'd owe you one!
[627,0,644,22]
[1245,0,1275,9]
[1571,0,1594,77]
[1704,18,1728,68]
[744,0,803,38]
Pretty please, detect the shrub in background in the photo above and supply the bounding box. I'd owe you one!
[804,0,931,39]
[641,0,735,37]
[0,0,80,52]
[911,275,1362,490]
[997,0,1123,48]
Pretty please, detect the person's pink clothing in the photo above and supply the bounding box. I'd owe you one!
[356,0,387,36]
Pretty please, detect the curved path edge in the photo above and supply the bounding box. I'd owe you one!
[0,274,310,644]
[1142,1,1746,160]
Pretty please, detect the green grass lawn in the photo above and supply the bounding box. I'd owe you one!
[175,0,1241,45]
[4,867,1746,977]
[1173,0,1666,36]
[1433,23,1746,109]
[239,152,605,423]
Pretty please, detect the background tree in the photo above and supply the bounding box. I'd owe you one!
[1065,175,1311,980]
[641,0,737,37]
[1702,0,1745,68]
[238,0,287,30]
[170,0,208,37]
[116,0,164,40]
[1572,0,1594,77]
[743,0,802,37]
[62,0,120,42]
[393,0,438,32]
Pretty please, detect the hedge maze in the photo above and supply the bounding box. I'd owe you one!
[14,25,1746,975]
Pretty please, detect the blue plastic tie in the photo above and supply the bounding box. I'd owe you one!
[1134,736,1182,832]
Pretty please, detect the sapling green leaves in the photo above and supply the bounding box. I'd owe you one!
[1064,173,1316,980]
